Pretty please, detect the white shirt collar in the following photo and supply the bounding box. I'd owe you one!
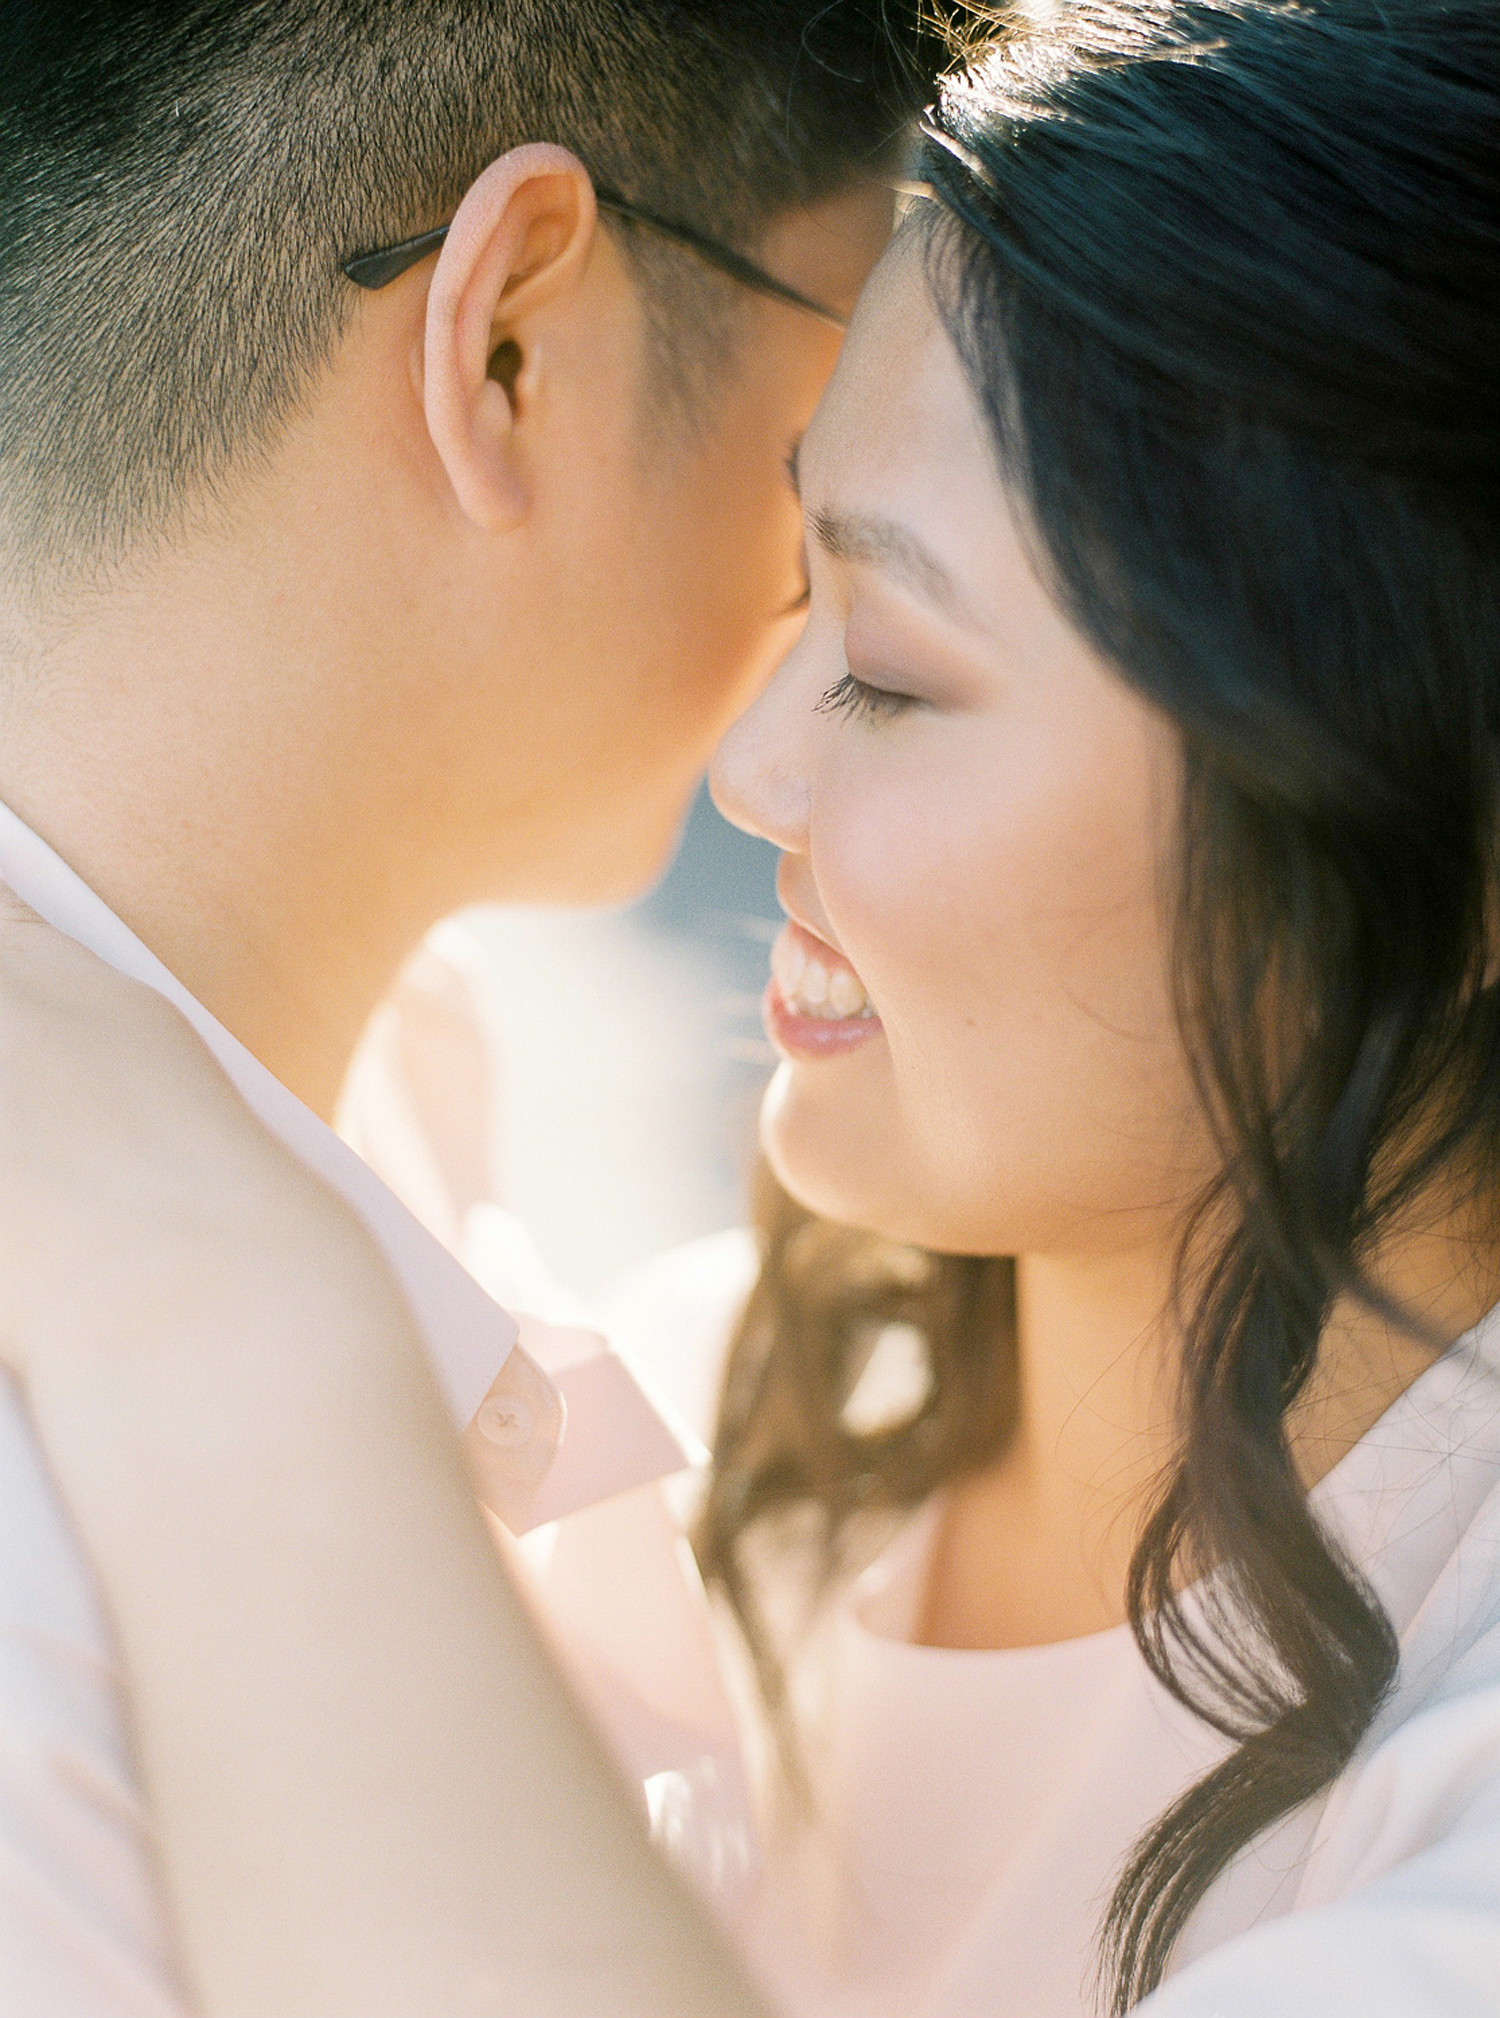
[0,797,692,1529]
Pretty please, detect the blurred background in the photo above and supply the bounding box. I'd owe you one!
[459,784,780,1294]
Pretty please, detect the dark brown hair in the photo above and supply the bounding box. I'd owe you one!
[699,2,1500,2007]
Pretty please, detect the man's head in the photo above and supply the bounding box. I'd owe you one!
[0,2,939,911]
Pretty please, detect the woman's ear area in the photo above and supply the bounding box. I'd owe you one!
[421,144,600,532]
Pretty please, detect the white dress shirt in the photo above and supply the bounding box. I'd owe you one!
[0,797,693,2015]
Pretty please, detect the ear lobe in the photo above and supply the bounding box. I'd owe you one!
[421,144,598,533]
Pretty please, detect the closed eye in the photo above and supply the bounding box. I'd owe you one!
[816,670,915,722]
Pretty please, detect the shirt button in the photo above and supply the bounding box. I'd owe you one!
[476,1394,536,1448]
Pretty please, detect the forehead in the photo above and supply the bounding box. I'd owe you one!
[801,230,986,485]
[797,230,1020,624]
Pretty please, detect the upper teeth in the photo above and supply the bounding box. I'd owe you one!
[773,932,873,1020]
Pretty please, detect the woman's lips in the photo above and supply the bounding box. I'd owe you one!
[764,922,884,1061]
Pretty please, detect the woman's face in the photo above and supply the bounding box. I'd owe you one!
[711,233,1217,1259]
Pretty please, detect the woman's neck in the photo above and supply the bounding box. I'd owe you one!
[918,1197,1497,1653]
[917,1243,1180,1651]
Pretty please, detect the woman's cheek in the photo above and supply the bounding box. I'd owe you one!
[814,763,962,1021]
[810,740,1107,1214]
[817,752,1020,1114]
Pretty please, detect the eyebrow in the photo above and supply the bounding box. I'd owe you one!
[785,440,968,622]
[810,506,965,619]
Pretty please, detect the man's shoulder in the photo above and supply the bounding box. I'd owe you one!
[0,1371,131,1786]
[0,1373,116,1656]
[0,1379,188,2016]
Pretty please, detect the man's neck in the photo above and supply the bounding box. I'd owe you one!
[0,743,421,1124]
[0,567,444,1123]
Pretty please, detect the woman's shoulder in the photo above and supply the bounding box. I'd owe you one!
[1287,1335,1500,1918]
[1313,1328,1500,1660]
[1152,1396,1500,2015]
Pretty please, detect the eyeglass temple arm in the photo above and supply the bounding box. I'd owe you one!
[341,192,848,328]
[592,195,848,327]
[342,224,452,290]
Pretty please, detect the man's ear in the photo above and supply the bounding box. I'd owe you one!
[423,145,599,532]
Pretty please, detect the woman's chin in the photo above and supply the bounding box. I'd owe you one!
[759,1066,1033,1255]
[760,1062,924,1241]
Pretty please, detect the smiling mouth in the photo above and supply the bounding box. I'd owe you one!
[772,922,876,1019]
[764,921,883,1060]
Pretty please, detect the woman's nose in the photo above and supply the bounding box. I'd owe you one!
[708,652,812,855]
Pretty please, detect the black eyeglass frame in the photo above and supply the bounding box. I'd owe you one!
[342,186,847,328]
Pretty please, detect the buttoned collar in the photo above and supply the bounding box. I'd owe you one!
[0,797,694,1530]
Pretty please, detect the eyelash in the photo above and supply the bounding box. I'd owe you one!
[816,670,915,723]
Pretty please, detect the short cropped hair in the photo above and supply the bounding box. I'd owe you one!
[0,1,937,575]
